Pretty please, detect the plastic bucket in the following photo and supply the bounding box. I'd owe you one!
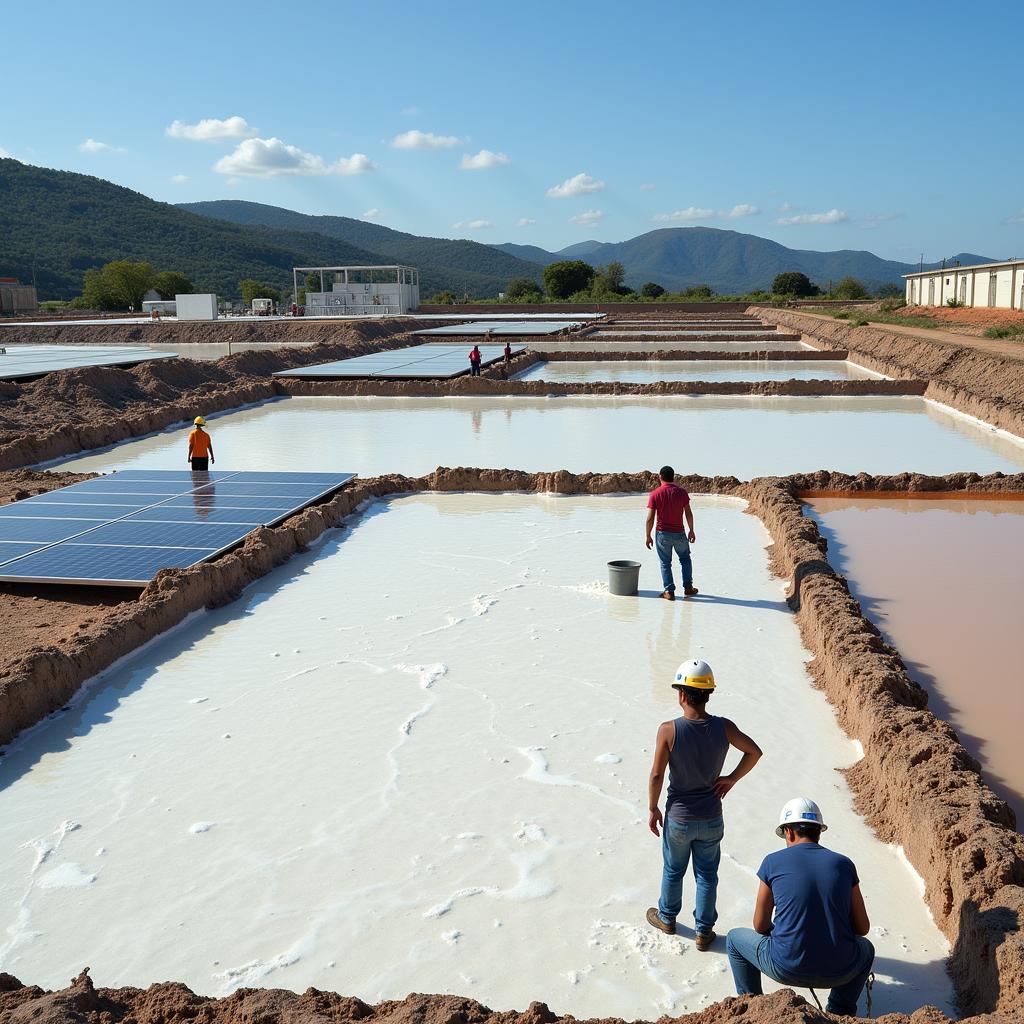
[607,560,641,596]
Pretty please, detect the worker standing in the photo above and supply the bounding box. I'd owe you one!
[725,798,875,1017]
[503,340,512,365]
[645,465,697,600]
[469,344,482,376]
[646,659,762,950]
[188,416,215,471]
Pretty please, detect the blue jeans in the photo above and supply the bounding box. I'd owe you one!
[726,927,875,1017]
[655,530,692,592]
[658,816,723,933]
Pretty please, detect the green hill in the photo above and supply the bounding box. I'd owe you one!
[492,228,999,294]
[0,161,534,300]
[178,200,543,295]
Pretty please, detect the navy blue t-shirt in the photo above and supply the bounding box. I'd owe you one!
[757,843,860,978]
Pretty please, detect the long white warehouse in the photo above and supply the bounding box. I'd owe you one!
[904,258,1024,309]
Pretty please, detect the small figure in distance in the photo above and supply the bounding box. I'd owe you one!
[726,798,875,1018]
[645,465,697,600]
[503,340,512,366]
[469,344,482,376]
[647,659,763,950]
[188,415,215,472]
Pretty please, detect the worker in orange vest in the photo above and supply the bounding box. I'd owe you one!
[188,416,215,471]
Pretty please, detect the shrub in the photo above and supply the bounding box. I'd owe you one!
[879,297,906,313]
[946,298,964,308]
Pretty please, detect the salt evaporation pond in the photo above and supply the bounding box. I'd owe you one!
[514,359,881,383]
[0,495,953,1017]
[534,338,810,352]
[58,395,1024,479]
[809,497,1024,827]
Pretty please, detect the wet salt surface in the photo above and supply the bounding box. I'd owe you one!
[56,395,1024,479]
[809,497,1024,826]
[146,342,318,361]
[534,339,811,352]
[514,359,882,383]
[0,495,953,1016]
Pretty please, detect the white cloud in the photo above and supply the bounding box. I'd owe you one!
[213,138,376,177]
[362,208,381,220]
[639,183,656,191]
[79,138,124,154]
[1003,210,1024,225]
[653,207,716,223]
[517,217,537,227]
[460,149,509,171]
[775,208,848,226]
[166,116,256,141]
[779,201,794,213]
[392,129,461,149]
[452,219,494,230]
[569,209,604,227]
[727,204,760,219]
[0,147,10,158]
[546,172,606,199]
[400,106,420,116]
[859,212,900,230]
[170,173,189,184]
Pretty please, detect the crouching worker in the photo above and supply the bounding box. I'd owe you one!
[647,659,762,949]
[726,798,875,1018]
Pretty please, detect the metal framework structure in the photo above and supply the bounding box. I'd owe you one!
[292,265,420,316]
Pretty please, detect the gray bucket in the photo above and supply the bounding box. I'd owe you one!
[607,560,641,596]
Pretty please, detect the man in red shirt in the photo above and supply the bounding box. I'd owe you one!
[645,465,697,601]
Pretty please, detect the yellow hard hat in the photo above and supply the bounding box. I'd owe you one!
[672,658,716,691]
[194,416,206,426]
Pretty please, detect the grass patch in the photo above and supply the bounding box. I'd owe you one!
[984,324,1024,340]
[804,305,940,329]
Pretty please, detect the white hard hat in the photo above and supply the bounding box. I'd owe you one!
[672,658,716,691]
[776,797,828,837]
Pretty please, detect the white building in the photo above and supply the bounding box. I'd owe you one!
[904,259,1024,310]
[295,265,420,316]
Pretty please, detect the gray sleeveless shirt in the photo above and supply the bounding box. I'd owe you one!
[666,715,729,822]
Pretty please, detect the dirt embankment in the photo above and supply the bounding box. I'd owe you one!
[3,971,1010,1024]
[535,349,848,362]
[3,467,1024,1020]
[589,332,803,343]
[0,321,412,469]
[750,307,1024,438]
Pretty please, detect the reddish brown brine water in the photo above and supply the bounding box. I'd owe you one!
[808,498,1024,827]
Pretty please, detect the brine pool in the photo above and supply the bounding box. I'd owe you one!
[0,495,953,1017]
[55,395,1024,479]
[514,360,883,384]
[808,497,1024,827]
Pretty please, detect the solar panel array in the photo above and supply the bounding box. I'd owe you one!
[412,321,583,336]
[0,345,179,381]
[275,343,525,380]
[0,470,355,586]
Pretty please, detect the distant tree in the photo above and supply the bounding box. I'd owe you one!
[640,282,665,299]
[152,270,192,300]
[680,284,716,300]
[771,271,818,297]
[875,282,903,299]
[833,276,870,300]
[239,279,281,304]
[305,272,321,293]
[543,259,595,300]
[431,290,457,304]
[80,260,155,310]
[604,261,626,292]
[506,277,544,302]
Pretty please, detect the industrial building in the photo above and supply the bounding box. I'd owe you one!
[904,259,1024,310]
[0,278,38,315]
[295,265,420,316]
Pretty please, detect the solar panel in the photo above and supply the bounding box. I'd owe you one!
[275,343,526,380]
[0,470,356,586]
[0,345,178,381]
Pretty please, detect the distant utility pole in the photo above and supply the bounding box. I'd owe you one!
[919,253,924,272]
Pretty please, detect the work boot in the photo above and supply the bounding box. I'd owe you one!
[695,929,716,951]
[660,590,675,601]
[646,907,675,935]
[683,584,699,597]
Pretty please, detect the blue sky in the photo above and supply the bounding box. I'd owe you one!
[4,0,1021,262]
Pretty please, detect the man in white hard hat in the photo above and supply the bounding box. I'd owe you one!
[646,659,763,949]
[725,798,875,1017]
